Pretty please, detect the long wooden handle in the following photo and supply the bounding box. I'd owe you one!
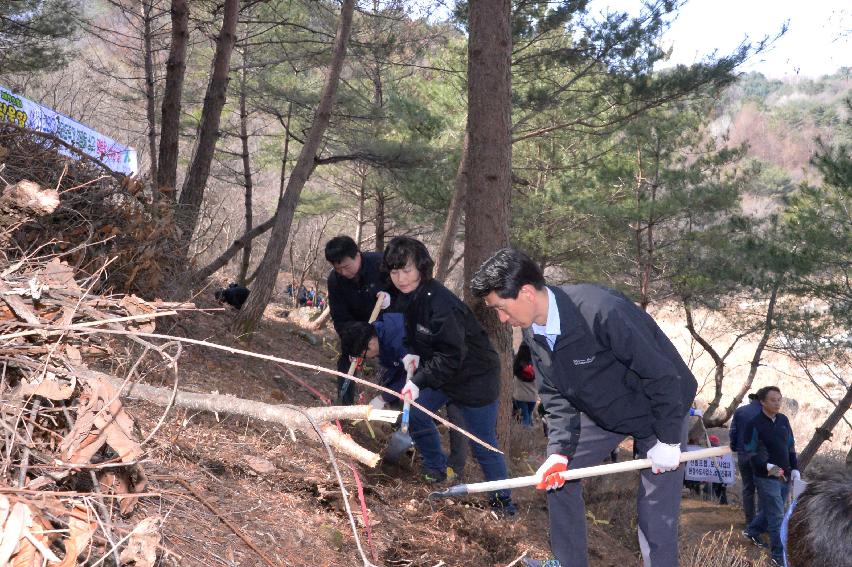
[446,446,731,495]
[345,295,386,376]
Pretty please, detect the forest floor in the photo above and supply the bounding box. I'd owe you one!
[115,298,776,567]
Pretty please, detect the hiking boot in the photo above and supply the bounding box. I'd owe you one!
[422,468,447,484]
[489,494,518,517]
[741,530,768,549]
[522,559,562,567]
[446,466,462,483]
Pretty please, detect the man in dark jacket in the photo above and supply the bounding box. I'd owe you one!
[743,386,798,566]
[325,235,388,404]
[730,392,763,525]
[472,248,697,567]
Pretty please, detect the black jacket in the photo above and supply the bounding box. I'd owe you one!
[744,411,797,477]
[327,252,387,335]
[523,284,697,458]
[397,279,500,407]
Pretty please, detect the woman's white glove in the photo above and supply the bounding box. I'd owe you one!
[647,440,681,473]
[400,380,420,402]
[401,354,420,378]
[369,395,386,410]
[376,291,391,310]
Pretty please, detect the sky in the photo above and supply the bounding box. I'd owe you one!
[592,0,850,78]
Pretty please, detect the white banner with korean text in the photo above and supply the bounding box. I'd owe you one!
[684,444,735,484]
[0,85,137,175]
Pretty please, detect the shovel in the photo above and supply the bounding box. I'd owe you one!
[430,446,731,497]
[383,430,414,463]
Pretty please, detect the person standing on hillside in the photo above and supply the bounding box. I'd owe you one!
[471,248,698,567]
[383,236,516,514]
[742,386,799,567]
[730,392,762,525]
[325,235,388,405]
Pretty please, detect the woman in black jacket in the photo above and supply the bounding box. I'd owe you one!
[384,236,515,515]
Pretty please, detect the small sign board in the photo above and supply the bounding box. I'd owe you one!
[684,444,735,484]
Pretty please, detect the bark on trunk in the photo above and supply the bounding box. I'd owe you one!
[465,0,513,447]
[238,52,253,284]
[434,131,469,283]
[232,0,356,336]
[798,384,852,471]
[177,0,238,246]
[156,0,188,198]
[142,0,158,183]
[374,185,385,252]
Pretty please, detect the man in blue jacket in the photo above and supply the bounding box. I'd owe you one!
[743,386,799,566]
[729,392,763,525]
[325,235,388,404]
[472,248,697,567]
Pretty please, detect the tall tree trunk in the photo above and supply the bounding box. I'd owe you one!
[277,102,292,200]
[434,131,469,283]
[798,384,852,471]
[374,185,385,252]
[142,0,158,183]
[177,0,238,249]
[232,0,356,337]
[355,166,366,246]
[238,49,253,284]
[465,0,513,447]
[157,0,188,198]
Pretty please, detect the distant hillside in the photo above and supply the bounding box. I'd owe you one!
[714,70,851,199]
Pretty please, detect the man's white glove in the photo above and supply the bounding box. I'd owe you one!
[790,469,801,483]
[647,440,681,473]
[535,454,570,491]
[401,354,420,378]
[377,291,391,310]
[400,380,419,402]
[767,463,784,478]
[369,395,386,410]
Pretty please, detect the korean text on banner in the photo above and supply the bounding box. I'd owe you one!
[0,85,137,176]
[684,444,735,484]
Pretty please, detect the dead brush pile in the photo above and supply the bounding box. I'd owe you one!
[0,251,184,566]
[0,125,181,296]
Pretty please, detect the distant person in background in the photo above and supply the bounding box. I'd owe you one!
[784,467,852,567]
[730,392,762,525]
[743,386,799,567]
[325,235,388,405]
[512,343,538,427]
[214,283,249,310]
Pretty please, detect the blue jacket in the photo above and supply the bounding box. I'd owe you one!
[744,411,797,477]
[524,284,697,458]
[374,312,407,403]
[730,399,762,453]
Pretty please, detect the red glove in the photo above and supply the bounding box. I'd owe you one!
[535,454,570,491]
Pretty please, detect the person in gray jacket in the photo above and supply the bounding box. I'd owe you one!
[471,248,698,567]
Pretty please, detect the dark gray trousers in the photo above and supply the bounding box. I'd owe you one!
[547,414,689,567]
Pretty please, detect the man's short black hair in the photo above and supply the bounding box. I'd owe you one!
[786,467,852,567]
[382,236,434,282]
[756,385,781,401]
[325,235,359,264]
[339,321,376,358]
[470,247,546,299]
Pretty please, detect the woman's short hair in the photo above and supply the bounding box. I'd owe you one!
[786,467,852,567]
[339,322,376,358]
[470,247,545,299]
[382,236,434,281]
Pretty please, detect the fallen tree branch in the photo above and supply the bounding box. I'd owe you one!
[70,365,397,467]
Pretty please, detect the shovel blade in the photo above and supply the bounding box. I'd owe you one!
[383,431,414,463]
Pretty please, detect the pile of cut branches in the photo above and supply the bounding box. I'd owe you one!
[0,125,181,296]
[0,252,185,566]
